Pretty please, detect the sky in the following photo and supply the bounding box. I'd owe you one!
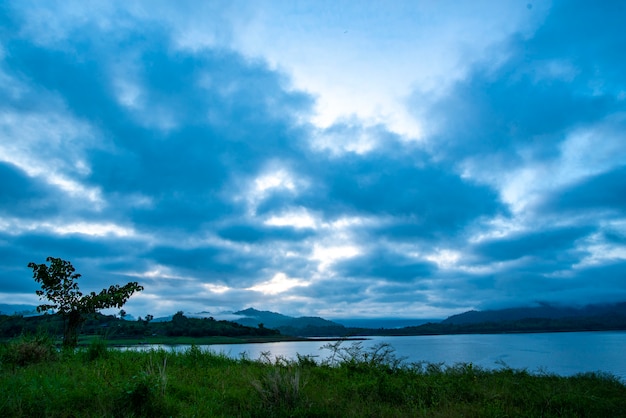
[1,1,626,320]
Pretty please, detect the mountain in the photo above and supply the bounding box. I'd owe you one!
[441,302,626,325]
[0,304,39,316]
[233,307,343,328]
[232,308,347,336]
[333,318,439,329]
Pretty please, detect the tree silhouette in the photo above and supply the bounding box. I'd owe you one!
[28,257,143,348]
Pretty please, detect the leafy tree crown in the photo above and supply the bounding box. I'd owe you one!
[29,257,143,314]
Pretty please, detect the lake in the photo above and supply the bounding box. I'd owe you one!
[125,331,626,380]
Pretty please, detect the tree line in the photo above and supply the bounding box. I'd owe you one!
[2,257,278,346]
[0,310,279,341]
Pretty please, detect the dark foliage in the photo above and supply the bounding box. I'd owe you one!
[28,257,143,347]
[0,311,279,342]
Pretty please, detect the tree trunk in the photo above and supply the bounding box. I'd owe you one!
[63,310,83,348]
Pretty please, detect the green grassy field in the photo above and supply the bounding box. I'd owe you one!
[1,334,625,417]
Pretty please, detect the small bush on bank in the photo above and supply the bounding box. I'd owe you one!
[2,333,57,366]
[117,364,169,416]
[83,337,109,361]
[251,365,307,412]
[320,340,405,371]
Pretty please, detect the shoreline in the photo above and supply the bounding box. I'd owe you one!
[77,334,368,347]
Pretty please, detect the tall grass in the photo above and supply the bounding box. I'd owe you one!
[1,337,625,417]
[250,351,308,413]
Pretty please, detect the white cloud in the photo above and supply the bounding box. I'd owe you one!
[255,169,296,193]
[230,1,549,138]
[122,265,188,281]
[50,221,134,237]
[457,114,626,215]
[247,272,310,295]
[310,123,384,155]
[0,218,135,238]
[201,283,231,294]
[572,230,626,269]
[311,243,360,272]
[468,216,527,244]
[0,109,104,205]
[241,165,308,214]
[557,116,626,183]
[265,208,317,229]
[113,77,144,110]
[425,249,461,269]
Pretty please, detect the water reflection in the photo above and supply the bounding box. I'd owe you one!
[119,331,626,379]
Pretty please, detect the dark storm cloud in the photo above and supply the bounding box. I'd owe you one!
[602,230,626,246]
[0,272,38,294]
[471,226,593,264]
[426,59,615,165]
[216,223,314,243]
[540,165,626,216]
[0,8,327,310]
[572,261,626,299]
[300,278,371,304]
[482,260,626,309]
[324,161,485,219]
[2,26,311,229]
[0,240,39,294]
[0,163,56,214]
[423,1,626,164]
[283,144,506,234]
[1,231,142,295]
[365,281,429,299]
[388,0,626,313]
[334,249,435,282]
[147,245,243,275]
[13,233,142,261]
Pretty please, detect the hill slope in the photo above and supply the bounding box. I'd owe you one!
[233,308,347,336]
[442,302,626,325]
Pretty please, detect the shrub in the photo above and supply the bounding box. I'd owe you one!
[84,337,109,361]
[186,343,203,362]
[320,340,405,371]
[251,365,307,411]
[117,355,170,417]
[296,353,318,368]
[2,333,58,366]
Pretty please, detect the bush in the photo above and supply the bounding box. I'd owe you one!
[321,340,405,371]
[250,351,309,414]
[251,365,307,411]
[83,337,110,361]
[2,333,58,366]
[117,355,170,417]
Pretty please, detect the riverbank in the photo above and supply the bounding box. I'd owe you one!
[52,334,368,347]
[79,333,310,346]
[1,335,625,417]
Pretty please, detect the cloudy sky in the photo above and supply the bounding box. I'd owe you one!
[1,1,625,320]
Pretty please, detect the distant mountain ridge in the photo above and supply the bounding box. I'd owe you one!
[231,302,626,337]
[0,304,39,316]
[441,302,626,325]
[7,302,626,336]
[233,307,343,331]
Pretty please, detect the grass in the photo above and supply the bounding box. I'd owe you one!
[1,336,625,417]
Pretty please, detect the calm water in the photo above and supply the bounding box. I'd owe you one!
[125,331,626,379]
